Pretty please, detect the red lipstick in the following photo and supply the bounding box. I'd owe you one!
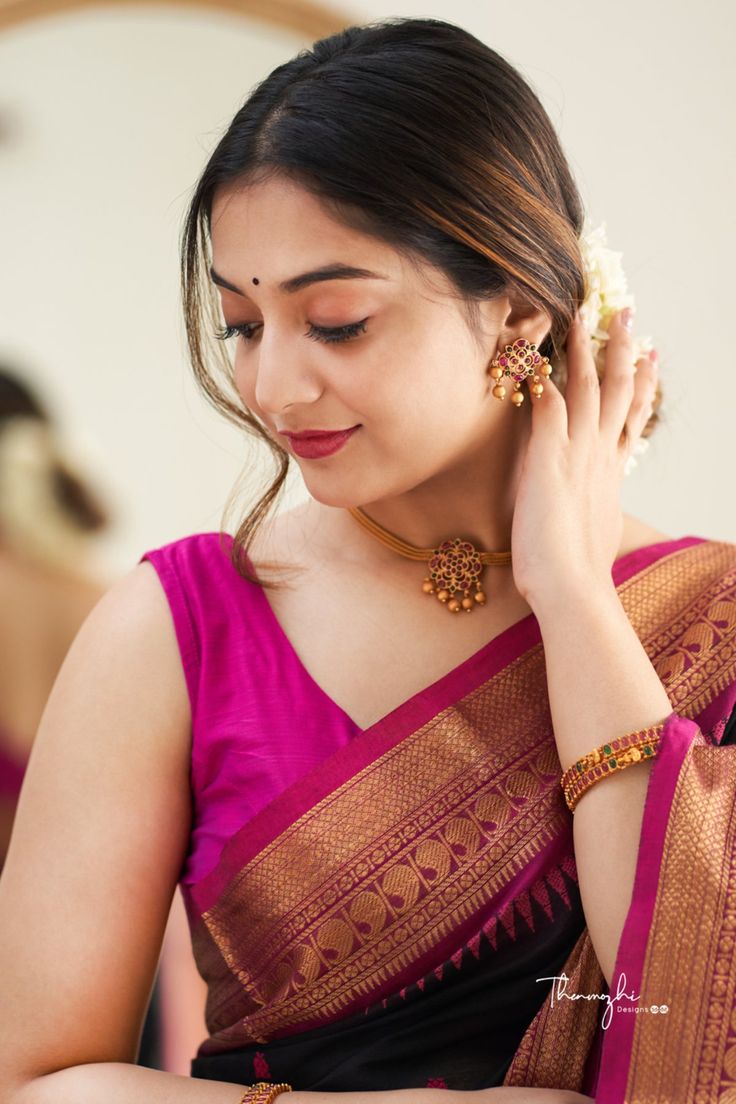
[280,425,361,459]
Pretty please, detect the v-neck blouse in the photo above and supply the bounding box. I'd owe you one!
[140,529,705,888]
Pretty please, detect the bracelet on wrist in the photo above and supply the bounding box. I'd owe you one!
[561,720,666,812]
[236,1082,292,1104]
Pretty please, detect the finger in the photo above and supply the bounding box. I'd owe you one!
[622,350,658,451]
[599,309,637,445]
[564,312,600,441]
[530,352,568,446]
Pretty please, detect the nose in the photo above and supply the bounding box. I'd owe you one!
[252,329,323,416]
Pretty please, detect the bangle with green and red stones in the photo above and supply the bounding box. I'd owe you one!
[236,1084,292,1104]
[561,721,666,813]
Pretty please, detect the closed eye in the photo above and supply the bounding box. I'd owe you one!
[213,322,261,343]
[213,319,369,345]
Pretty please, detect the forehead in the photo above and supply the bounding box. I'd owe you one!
[207,175,456,304]
[210,176,388,266]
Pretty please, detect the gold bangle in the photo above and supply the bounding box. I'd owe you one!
[237,1083,292,1104]
[560,722,666,813]
[563,722,665,779]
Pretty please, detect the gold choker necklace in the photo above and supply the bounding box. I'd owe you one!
[347,506,512,614]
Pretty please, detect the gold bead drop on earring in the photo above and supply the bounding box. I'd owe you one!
[489,338,552,405]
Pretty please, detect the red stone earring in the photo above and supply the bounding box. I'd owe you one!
[489,337,552,406]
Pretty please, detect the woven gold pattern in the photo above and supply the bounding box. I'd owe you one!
[625,743,736,1101]
[195,669,568,1047]
[504,539,736,1090]
[190,539,736,1086]
[502,926,606,1088]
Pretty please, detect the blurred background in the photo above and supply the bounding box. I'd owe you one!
[0,0,734,1076]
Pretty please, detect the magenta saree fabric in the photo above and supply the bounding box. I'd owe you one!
[0,736,26,800]
[140,531,736,1097]
[142,533,363,887]
[0,729,28,877]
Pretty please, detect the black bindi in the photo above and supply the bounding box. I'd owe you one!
[252,277,259,285]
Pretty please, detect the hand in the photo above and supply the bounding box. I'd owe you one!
[510,307,658,609]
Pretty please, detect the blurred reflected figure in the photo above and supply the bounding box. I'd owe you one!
[0,368,110,868]
[0,367,207,1071]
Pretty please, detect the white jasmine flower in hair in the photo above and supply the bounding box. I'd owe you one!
[578,220,653,364]
[557,220,657,476]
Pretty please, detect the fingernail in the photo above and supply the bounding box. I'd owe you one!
[621,307,634,331]
[649,348,659,363]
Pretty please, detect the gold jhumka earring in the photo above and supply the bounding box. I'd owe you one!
[346,337,552,615]
[488,337,552,405]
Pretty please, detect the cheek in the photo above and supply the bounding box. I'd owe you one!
[360,363,492,480]
[365,345,478,440]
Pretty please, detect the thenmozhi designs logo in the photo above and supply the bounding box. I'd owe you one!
[536,971,669,1030]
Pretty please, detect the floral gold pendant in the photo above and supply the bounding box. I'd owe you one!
[421,538,488,614]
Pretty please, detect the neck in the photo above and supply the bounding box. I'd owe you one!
[308,406,532,565]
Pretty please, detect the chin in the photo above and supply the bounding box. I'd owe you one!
[295,462,370,509]
[299,464,432,511]
[299,480,367,510]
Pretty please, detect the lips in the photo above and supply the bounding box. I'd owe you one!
[282,425,360,459]
[281,426,359,439]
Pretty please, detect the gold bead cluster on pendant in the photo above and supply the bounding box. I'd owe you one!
[489,338,552,405]
[421,538,488,614]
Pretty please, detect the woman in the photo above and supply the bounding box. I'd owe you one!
[1,17,734,1104]
[0,368,110,875]
[0,369,174,1069]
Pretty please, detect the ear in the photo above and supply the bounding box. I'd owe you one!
[479,291,553,356]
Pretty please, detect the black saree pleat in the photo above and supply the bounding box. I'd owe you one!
[191,862,586,1092]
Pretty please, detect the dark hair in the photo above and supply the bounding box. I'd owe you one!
[180,16,662,586]
[0,368,109,534]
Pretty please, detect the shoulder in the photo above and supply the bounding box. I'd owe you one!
[139,530,244,610]
[134,530,271,716]
[12,561,195,794]
[620,513,736,591]
[619,513,675,556]
[78,561,194,691]
[44,546,225,734]
[140,529,233,570]
[620,513,736,567]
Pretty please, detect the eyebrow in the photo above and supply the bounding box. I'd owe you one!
[209,263,388,296]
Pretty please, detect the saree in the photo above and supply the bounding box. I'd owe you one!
[0,733,27,878]
[147,533,736,1100]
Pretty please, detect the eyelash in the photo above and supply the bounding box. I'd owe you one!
[213,319,369,345]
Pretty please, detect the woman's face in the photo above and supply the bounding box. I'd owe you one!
[209,175,538,508]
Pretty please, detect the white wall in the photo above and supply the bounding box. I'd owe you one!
[0,7,312,575]
[1,0,733,577]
